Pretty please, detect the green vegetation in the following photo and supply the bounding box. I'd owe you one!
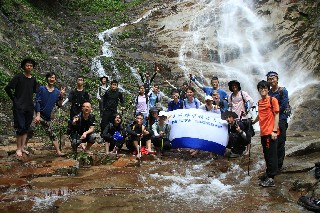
[0,0,148,134]
[68,151,93,167]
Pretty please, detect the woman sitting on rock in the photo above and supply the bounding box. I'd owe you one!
[101,113,126,155]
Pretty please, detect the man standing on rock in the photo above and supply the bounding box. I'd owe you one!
[267,71,289,173]
[63,76,90,121]
[27,72,65,156]
[165,80,189,101]
[5,58,38,158]
[62,76,90,136]
[253,80,279,187]
[96,76,109,118]
[191,75,228,101]
[100,80,125,136]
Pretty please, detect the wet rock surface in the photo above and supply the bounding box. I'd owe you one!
[0,131,319,212]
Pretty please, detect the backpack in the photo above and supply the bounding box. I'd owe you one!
[149,92,159,104]
[277,87,292,117]
[155,123,169,139]
[242,119,255,138]
[230,92,255,137]
[183,98,199,109]
[269,88,292,117]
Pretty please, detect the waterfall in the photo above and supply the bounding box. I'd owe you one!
[178,0,318,105]
[91,8,159,83]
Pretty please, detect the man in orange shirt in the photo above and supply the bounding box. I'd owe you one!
[253,80,279,187]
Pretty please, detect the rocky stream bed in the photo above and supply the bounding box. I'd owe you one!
[0,130,319,212]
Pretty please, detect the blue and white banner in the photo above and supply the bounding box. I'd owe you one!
[166,109,228,156]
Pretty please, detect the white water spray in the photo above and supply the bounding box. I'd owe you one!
[178,0,318,105]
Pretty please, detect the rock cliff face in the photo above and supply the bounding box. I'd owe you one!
[0,0,319,131]
[137,0,320,131]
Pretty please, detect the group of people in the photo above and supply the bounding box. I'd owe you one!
[5,58,290,188]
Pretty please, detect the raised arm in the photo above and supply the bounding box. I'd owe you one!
[138,70,145,83]
[150,69,158,84]
[192,77,204,90]
[164,80,177,90]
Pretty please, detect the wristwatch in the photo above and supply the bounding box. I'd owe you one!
[273,130,277,133]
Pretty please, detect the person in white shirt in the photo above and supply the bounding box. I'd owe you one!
[199,96,220,114]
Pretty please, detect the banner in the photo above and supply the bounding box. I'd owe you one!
[166,109,228,156]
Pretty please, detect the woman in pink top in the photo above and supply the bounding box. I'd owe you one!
[134,85,149,125]
[227,80,254,120]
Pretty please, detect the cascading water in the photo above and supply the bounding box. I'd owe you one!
[139,158,265,211]
[91,8,159,84]
[178,0,319,106]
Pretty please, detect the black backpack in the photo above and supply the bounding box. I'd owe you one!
[269,88,292,117]
[277,87,292,117]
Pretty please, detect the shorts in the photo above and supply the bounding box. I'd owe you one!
[13,109,34,135]
[27,118,57,141]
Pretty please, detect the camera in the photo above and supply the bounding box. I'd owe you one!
[234,120,239,127]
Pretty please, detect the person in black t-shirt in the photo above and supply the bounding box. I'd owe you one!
[100,80,125,136]
[222,111,250,158]
[62,76,90,121]
[5,58,38,157]
[70,102,96,152]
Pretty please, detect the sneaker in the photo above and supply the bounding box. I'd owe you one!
[259,177,275,187]
[297,196,320,212]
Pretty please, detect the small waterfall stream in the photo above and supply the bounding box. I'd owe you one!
[91,8,159,83]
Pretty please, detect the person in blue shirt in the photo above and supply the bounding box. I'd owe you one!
[167,90,183,111]
[191,75,228,101]
[148,84,165,109]
[183,86,201,109]
[267,71,289,172]
[28,72,65,156]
